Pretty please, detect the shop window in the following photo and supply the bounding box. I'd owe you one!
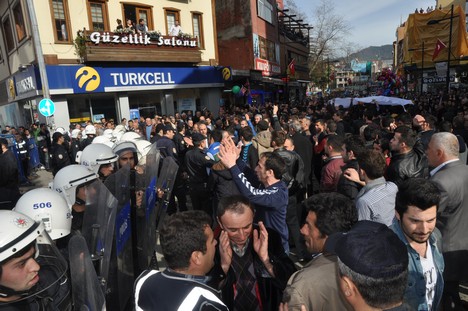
[164,9,180,35]
[87,1,109,31]
[50,0,71,43]
[2,16,15,53]
[192,13,204,48]
[13,1,26,42]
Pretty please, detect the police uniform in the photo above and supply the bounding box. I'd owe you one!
[185,135,215,215]
[51,144,70,176]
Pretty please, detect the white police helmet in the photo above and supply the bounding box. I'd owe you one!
[92,135,115,149]
[54,127,66,135]
[71,129,82,139]
[14,188,72,240]
[84,124,96,135]
[0,210,68,300]
[52,165,98,209]
[80,143,118,174]
[120,131,143,142]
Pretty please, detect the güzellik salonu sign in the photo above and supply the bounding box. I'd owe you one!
[89,32,197,48]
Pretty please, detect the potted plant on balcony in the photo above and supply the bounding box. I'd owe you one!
[114,27,135,35]
[147,30,162,41]
[177,32,193,40]
[74,28,88,63]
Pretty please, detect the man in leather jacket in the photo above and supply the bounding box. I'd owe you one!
[271,131,307,261]
[387,126,428,187]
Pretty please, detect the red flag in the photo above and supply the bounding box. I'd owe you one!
[432,39,447,61]
[240,85,247,95]
[288,58,296,76]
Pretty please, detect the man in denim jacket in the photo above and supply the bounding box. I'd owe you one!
[391,178,444,311]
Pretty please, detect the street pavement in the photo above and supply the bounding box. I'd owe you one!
[20,168,54,194]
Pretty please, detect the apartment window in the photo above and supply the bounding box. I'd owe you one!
[50,0,71,42]
[257,0,273,24]
[87,1,109,31]
[192,13,204,48]
[164,9,180,35]
[13,2,26,42]
[2,16,15,52]
[123,4,153,31]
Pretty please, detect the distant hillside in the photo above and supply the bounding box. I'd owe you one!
[349,45,393,62]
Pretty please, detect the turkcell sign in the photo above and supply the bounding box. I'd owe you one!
[46,65,226,94]
[109,72,175,86]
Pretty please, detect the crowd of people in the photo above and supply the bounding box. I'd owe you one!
[1,89,468,310]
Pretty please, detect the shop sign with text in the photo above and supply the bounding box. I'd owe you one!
[255,58,281,76]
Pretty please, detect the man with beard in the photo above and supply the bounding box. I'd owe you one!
[387,126,428,187]
[282,193,357,310]
[218,139,289,253]
[391,178,444,311]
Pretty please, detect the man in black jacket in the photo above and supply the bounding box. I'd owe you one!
[387,126,428,187]
[210,195,296,311]
[0,138,20,209]
[337,135,366,200]
[288,120,313,197]
[271,131,308,261]
[50,132,71,176]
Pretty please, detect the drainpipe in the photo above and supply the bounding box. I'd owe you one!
[25,0,50,100]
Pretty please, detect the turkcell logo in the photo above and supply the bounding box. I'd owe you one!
[75,66,101,92]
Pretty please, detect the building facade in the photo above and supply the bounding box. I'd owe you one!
[0,0,226,130]
[215,0,310,109]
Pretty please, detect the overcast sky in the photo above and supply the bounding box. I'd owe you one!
[294,0,436,48]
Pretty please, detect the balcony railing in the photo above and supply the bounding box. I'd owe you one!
[76,30,202,63]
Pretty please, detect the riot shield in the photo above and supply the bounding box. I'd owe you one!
[81,179,118,288]
[155,156,179,223]
[136,143,161,271]
[104,165,135,311]
[68,235,106,311]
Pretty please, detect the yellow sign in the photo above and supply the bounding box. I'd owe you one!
[8,78,15,100]
[70,117,91,123]
[75,66,101,92]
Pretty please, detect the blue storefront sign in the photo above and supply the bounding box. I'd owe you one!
[46,65,231,94]
[5,65,42,102]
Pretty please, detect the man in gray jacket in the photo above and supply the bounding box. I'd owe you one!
[427,132,468,311]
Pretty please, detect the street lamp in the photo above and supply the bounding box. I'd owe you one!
[428,4,455,95]
[408,41,425,94]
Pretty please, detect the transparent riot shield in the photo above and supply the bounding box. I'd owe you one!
[68,235,106,311]
[155,156,179,224]
[136,144,161,271]
[104,165,134,310]
[81,179,118,289]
